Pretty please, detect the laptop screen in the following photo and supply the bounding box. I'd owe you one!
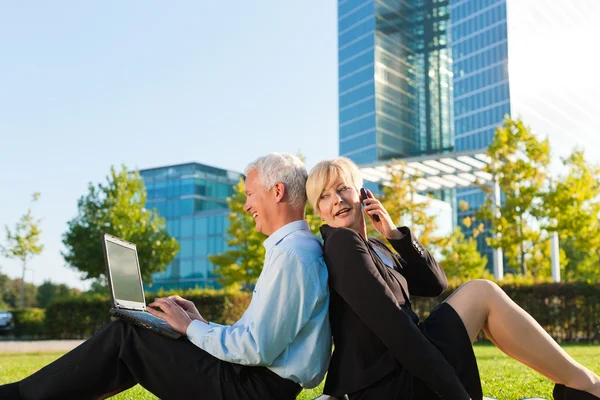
[106,240,145,304]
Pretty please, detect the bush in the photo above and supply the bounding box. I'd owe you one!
[44,294,111,339]
[11,308,46,338]
[412,281,600,343]
[42,290,252,339]
[22,283,600,343]
[150,289,252,325]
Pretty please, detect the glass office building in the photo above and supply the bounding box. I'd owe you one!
[451,0,509,153]
[139,163,243,290]
[450,0,510,262]
[339,0,600,269]
[338,0,454,165]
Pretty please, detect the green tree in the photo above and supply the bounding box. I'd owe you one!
[0,273,15,308]
[208,178,267,289]
[87,278,110,296]
[0,193,44,308]
[478,117,551,275]
[0,277,37,308]
[0,273,12,309]
[537,149,600,281]
[296,152,322,236]
[62,166,179,283]
[439,228,488,280]
[305,202,322,237]
[527,236,568,279]
[36,281,78,308]
[375,163,442,248]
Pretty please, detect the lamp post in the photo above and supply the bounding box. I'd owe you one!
[492,178,504,280]
[548,177,561,282]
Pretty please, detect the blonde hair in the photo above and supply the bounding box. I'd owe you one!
[306,157,363,216]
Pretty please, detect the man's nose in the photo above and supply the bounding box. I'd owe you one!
[243,201,250,212]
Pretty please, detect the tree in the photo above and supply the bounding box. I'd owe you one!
[208,178,267,289]
[439,228,488,280]
[478,117,551,275]
[375,164,442,248]
[0,273,12,309]
[304,202,322,237]
[536,149,600,281]
[87,278,110,296]
[62,166,179,283]
[0,275,38,309]
[0,193,44,308]
[36,281,78,308]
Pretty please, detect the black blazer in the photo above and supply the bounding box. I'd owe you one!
[320,225,470,400]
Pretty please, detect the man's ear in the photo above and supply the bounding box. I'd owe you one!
[273,182,286,203]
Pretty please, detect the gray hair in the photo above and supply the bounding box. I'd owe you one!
[245,153,308,209]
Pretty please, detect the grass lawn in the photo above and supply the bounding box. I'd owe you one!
[1,344,599,399]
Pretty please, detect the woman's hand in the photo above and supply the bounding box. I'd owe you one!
[362,189,402,240]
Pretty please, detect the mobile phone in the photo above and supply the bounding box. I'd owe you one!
[360,188,380,222]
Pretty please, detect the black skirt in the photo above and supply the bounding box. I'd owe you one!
[349,302,483,400]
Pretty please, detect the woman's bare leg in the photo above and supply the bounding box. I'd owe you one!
[443,280,600,396]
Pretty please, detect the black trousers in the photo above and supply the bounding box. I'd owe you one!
[9,320,302,400]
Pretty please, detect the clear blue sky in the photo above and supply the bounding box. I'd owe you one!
[0,1,339,289]
[2,2,599,290]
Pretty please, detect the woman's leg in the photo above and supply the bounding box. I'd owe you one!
[443,280,600,396]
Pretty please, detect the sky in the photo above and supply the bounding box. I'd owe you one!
[0,1,338,290]
[1,1,599,291]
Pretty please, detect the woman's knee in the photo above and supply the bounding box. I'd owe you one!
[459,279,500,294]
[449,279,503,306]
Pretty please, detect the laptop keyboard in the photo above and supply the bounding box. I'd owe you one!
[122,310,171,328]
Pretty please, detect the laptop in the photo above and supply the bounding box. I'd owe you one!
[102,233,181,339]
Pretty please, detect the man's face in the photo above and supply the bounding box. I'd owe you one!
[243,169,273,235]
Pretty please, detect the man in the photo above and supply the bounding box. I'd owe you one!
[0,153,331,400]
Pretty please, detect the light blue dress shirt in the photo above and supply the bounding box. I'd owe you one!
[187,220,331,388]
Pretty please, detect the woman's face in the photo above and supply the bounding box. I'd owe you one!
[317,176,364,231]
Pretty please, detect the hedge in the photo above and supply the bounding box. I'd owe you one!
[42,290,252,339]
[10,308,46,337]
[8,283,600,343]
[412,282,600,343]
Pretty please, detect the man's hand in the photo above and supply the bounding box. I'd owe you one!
[147,297,206,335]
[167,295,206,323]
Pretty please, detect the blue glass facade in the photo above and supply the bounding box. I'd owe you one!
[450,0,510,264]
[339,0,454,166]
[451,0,510,152]
[139,163,243,290]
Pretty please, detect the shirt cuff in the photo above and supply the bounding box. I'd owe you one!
[186,319,213,343]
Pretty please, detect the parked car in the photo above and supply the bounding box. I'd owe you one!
[0,310,14,334]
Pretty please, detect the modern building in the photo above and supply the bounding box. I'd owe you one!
[450,0,600,263]
[139,163,243,290]
[451,0,600,160]
[338,0,454,165]
[338,0,600,269]
[450,0,510,261]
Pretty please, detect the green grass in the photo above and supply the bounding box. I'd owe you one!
[1,345,599,399]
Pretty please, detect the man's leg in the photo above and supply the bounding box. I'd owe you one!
[4,320,300,400]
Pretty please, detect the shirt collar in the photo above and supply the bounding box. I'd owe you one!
[263,220,310,252]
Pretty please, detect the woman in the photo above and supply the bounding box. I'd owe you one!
[306,157,600,400]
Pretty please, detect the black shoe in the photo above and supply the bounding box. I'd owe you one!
[554,384,600,400]
[555,384,566,400]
